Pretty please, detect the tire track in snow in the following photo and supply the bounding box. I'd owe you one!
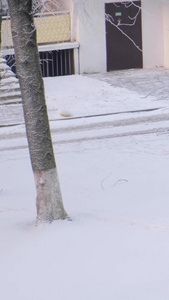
[0,124,168,152]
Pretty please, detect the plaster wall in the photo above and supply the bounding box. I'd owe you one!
[73,0,106,73]
[142,0,164,68]
[163,2,169,68]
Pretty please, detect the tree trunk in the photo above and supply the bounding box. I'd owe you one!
[7,0,67,222]
[0,0,2,82]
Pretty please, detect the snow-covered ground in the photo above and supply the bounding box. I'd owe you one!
[1,70,169,300]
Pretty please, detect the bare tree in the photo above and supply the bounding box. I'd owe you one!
[0,1,2,46]
[7,0,68,223]
[33,0,62,14]
[0,0,4,81]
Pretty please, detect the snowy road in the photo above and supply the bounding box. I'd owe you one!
[0,108,169,152]
[1,69,169,153]
[1,72,169,300]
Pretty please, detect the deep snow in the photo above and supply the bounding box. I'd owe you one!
[0,71,169,300]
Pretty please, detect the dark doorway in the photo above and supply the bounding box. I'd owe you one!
[105,1,143,71]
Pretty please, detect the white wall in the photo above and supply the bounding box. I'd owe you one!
[69,0,168,73]
[59,0,77,41]
[142,0,164,68]
[73,0,106,73]
[163,1,169,68]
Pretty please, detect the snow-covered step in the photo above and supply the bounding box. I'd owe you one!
[0,56,22,104]
[0,86,21,92]
[0,90,21,99]
[0,98,22,105]
[1,78,20,86]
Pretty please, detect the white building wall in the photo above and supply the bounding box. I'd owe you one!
[70,0,169,73]
[163,1,169,68]
[142,0,164,68]
[74,0,106,73]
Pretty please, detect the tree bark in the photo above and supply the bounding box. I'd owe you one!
[7,0,67,222]
[0,0,2,82]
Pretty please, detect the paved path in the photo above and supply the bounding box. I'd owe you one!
[0,108,169,152]
[90,68,169,101]
[1,68,169,127]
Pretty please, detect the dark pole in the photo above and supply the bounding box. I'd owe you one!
[0,0,2,81]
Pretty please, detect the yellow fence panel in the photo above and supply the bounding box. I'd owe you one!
[35,14,71,44]
[1,12,71,48]
[1,18,13,48]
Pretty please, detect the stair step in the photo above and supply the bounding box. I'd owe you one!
[0,56,21,105]
[1,78,19,84]
[0,93,22,101]
[0,98,22,105]
[0,87,21,93]
[1,74,16,79]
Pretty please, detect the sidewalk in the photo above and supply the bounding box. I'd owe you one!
[0,68,169,127]
[90,68,169,102]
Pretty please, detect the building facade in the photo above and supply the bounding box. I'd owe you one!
[2,0,169,75]
[66,0,169,73]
